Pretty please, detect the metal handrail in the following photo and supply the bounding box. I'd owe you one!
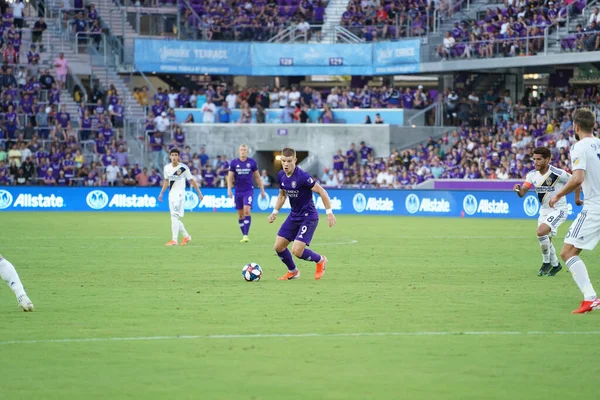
[335,26,363,43]
[408,101,439,126]
[179,0,205,40]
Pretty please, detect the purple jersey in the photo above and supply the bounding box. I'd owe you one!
[278,166,318,219]
[229,157,258,194]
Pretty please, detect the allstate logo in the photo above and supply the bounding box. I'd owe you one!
[523,195,539,217]
[463,194,478,215]
[405,193,420,214]
[0,189,13,209]
[86,190,109,210]
[353,193,367,213]
[257,193,270,211]
[185,191,199,210]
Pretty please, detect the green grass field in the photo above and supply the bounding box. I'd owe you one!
[1,212,599,399]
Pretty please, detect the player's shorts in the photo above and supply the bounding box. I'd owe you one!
[565,210,600,250]
[538,208,568,237]
[169,192,185,218]
[277,216,318,246]
[234,193,253,210]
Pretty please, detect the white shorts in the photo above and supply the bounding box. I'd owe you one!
[169,192,185,218]
[565,210,600,250]
[538,208,568,237]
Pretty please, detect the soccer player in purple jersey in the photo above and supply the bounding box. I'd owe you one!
[268,147,336,281]
[227,144,266,243]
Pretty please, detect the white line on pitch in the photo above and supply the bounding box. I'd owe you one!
[2,331,600,345]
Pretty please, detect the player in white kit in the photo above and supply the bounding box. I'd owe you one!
[158,148,204,246]
[550,108,600,313]
[0,253,34,311]
[514,146,582,276]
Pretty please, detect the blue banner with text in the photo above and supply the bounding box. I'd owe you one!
[134,39,420,76]
[0,187,581,220]
[133,39,252,75]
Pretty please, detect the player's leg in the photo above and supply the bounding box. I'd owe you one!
[275,217,299,280]
[562,211,600,313]
[546,210,568,276]
[235,196,246,240]
[178,195,192,246]
[290,219,327,280]
[166,194,183,246]
[536,214,553,276]
[242,197,253,240]
[0,254,34,311]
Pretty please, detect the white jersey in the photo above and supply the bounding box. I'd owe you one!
[524,165,570,213]
[163,162,192,196]
[571,137,600,211]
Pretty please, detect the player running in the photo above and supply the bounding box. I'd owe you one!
[158,148,204,246]
[0,253,34,311]
[550,108,600,314]
[268,147,336,280]
[227,144,266,243]
[514,146,582,276]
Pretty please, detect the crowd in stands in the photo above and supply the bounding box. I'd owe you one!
[133,83,437,126]
[342,0,436,41]
[182,0,327,41]
[322,86,596,188]
[438,1,588,60]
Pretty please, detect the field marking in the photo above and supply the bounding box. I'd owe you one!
[2,331,600,346]
[20,235,535,240]
[5,240,359,250]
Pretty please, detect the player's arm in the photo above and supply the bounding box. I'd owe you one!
[312,182,336,228]
[188,177,203,200]
[575,185,584,206]
[253,169,266,198]
[158,178,169,202]
[227,170,234,198]
[513,182,531,198]
[268,189,286,223]
[550,169,585,206]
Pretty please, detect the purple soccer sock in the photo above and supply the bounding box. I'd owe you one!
[238,219,244,235]
[277,249,297,272]
[243,216,251,235]
[299,248,321,263]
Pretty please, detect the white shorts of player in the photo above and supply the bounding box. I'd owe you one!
[538,208,568,237]
[565,209,600,250]
[169,192,185,218]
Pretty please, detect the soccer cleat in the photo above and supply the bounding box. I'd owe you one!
[181,236,192,246]
[537,263,552,276]
[165,240,178,246]
[240,235,250,243]
[18,295,34,312]
[571,298,600,314]
[547,263,562,277]
[315,256,328,280]
[278,270,300,280]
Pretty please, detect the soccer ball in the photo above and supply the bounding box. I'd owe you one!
[242,263,262,282]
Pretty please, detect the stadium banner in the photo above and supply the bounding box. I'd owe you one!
[251,43,373,76]
[134,39,421,76]
[133,39,252,75]
[174,108,404,125]
[372,39,421,74]
[0,187,581,219]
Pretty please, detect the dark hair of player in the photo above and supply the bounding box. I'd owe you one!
[573,108,595,133]
[170,148,180,155]
[281,148,296,157]
[532,146,551,159]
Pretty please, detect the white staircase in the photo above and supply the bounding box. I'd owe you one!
[94,0,138,65]
[319,0,352,43]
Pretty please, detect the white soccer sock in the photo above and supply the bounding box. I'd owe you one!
[549,242,559,267]
[179,220,189,238]
[0,257,26,299]
[171,215,180,242]
[566,256,598,301]
[538,235,551,263]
